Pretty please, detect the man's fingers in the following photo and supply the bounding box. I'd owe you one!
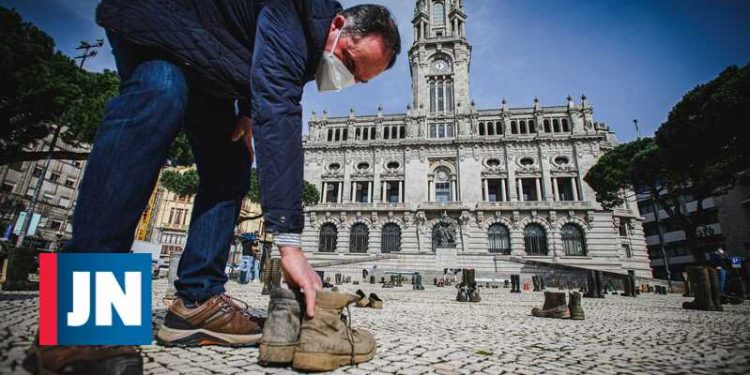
[305,286,316,318]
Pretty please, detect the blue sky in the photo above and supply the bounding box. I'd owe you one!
[3,0,749,142]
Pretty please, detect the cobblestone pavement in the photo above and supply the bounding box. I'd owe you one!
[2,279,750,374]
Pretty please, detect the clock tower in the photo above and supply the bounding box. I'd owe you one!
[409,0,471,116]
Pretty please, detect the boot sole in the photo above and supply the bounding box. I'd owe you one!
[259,342,297,366]
[156,326,261,347]
[292,348,376,372]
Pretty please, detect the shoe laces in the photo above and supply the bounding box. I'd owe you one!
[343,305,355,366]
[216,294,251,317]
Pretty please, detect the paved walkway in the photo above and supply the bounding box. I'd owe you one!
[2,279,749,374]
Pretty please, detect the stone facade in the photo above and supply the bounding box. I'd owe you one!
[301,0,651,278]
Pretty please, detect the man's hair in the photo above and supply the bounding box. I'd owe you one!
[340,4,401,70]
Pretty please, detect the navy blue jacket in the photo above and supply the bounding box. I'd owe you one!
[97,0,341,235]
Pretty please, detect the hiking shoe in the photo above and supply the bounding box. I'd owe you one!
[259,288,303,366]
[157,294,263,347]
[355,290,370,308]
[531,292,570,319]
[367,293,383,309]
[568,291,585,320]
[292,291,376,372]
[23,344,142,375]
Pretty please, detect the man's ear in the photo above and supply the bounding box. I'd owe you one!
[330,14,346,32]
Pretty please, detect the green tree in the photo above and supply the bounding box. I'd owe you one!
[302,180,320,207]
[586,63,750,264]
[159,168,199,197]
[0,6,193,165]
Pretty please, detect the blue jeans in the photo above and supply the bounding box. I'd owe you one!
[63,32,251,303]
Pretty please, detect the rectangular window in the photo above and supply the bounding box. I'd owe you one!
[447,124,454,137]
[446,80,453,112]
[430,81,436,113]
[430,124,437,138]
[1,182,14,193]
[437,81,444,112]
[487,179,504,202]
[520,178,539,201]
[435,182,450,202]
[49,173,60,182]
[622,244,632,258]
[64,178,75,188]
[49,220,63,230]
[619,221,629,236]
[33,167,43,177]
[557,177,575,201]
[59,196,71,208]
[438,124,445,138]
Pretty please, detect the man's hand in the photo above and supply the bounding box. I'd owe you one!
[231,116,254,162]
[279,246,322,317]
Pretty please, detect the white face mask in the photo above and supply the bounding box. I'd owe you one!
[316,24,356,92]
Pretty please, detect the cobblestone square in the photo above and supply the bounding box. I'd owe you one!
[2,279,749,374]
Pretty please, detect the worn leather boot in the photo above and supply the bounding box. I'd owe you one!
[531,292,570,319]
[468,287,481,303]
[259,288,303,366]
[568,291,585,320]
[292,291,376,372]
[355,289,370,308]
[683,266,716,311]
[23,344,142,375]
[456,285,469,302]
[707,267,724,312]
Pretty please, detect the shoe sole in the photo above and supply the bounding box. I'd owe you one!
[292,348,376,372]
[259,342,297,366]
[156,326,261,347]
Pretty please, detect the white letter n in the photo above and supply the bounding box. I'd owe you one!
[95,272,141,326]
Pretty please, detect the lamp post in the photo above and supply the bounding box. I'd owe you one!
[14,40,104,248]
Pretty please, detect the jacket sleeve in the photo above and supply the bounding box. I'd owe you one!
[250,0,307,243]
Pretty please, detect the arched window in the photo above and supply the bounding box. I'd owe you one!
[561,223,586,256]
[543,119,551,133]
[370,127,376,140]
[327,129,333,142]
[479,122,485,135]
[433,2,445,26]
[511,121,518,134]
[381,223,401,253]
[496,122,503,135]
[553,119,560,133]
[487,122,495,135]
[400,126,406,138]
[528,120,536,133]
[319,223,337,252]
[488,223,510,254]
[524,224,548,255]
[520,120,527,134]
[349,223,369,253]
[562,118,570,132]
[384,127,390,139]
[391,126,397,139]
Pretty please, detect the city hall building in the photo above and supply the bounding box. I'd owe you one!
[300,0,652,279]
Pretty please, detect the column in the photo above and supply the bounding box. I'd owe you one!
[500,179,507,202]
[535,178,542,202]
[451,180,457,202]
[321,182,328,203]
[429,180,435,202]
[552,178,560,201]
[381,181,386,203]
[483,179,489,202]
[337,182,343,203]
[572,178,579,201]
[368,181,373,203]
[398,181,404,203]
[518,179,524,202]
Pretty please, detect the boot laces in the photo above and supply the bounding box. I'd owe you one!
[343,305,355,366]
[217,294,251,317]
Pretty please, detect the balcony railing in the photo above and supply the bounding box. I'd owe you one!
[476,201,592,210]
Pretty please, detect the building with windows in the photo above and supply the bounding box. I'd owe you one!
[0,132,89,251]
[300,0,651,279]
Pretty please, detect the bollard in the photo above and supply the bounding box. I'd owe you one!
[163,248,183,305]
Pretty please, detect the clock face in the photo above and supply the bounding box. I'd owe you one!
[433,59,449,73]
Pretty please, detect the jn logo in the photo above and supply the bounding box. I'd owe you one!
[39,253,152,346]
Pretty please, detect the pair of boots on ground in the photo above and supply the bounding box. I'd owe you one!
[355,289,384,308]
[531,291,585,320]
[259,288,376,372]
[456,268,481,302]
[683,266,724,311]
